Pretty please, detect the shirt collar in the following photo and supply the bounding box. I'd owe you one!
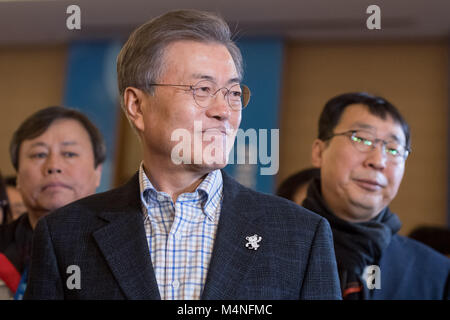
[139,162,223,221]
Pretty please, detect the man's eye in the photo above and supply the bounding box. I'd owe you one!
[387,148,399,156]
[351,135,373,147]
[230,90,242,98]
[352,136,367,144]
[30,153,47,159]
[63,152,78,158]
[197,86,212,93]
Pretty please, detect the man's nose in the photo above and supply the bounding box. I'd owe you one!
[365,143,387,170]
[44,154,63,175]
[205,89,232,120]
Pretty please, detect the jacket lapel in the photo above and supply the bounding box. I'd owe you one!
[90,171,264,299]
[201,171,264,299]
[92,173,161,300]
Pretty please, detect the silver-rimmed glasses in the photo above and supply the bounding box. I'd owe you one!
[149,79,251,111]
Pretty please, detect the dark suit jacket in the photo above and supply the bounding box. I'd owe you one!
[369,235,450,300]
[0,214,33,274]
[24,171,341,300]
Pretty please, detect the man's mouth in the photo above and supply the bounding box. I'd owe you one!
[42,182,71,191]
[202,127,228,135]
[353,178,386,191]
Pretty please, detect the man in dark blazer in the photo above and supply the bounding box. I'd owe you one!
[301,92,450,299]
[1,106,105,299]
[24,9,341,300]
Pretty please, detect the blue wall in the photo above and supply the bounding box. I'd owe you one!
[224,38,284,194]
[63,41,122,192]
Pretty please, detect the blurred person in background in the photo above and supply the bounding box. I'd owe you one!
[3,176,26,222]
[0,172,12,225]
[277,167,320,205]
[0,172,16,299]
[302,92,450,299]
[409,226,450,258]
[0,106,105,299]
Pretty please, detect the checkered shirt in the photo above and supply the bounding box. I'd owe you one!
[139,164,223,300]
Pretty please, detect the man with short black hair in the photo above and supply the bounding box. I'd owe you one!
[303,92,450,299]
[0,106,105,299]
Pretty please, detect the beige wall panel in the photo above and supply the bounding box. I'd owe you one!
[0,45,67,175]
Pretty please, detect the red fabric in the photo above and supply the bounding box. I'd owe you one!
[0,253,21,293]
[342,285,363,299]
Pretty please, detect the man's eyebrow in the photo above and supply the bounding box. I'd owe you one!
[386,133,403,144]
[29,141,79,148]
[28,142,48,149]
[191,74,214,81]
[227,77,241,85]
[191,74,241,85]
[351,122,403,143]
[61,141,78,146]
[351,122,375,131]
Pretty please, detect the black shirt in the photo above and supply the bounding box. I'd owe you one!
[0,214,33,274]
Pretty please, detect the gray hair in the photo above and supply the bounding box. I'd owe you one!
[117,9,243,108]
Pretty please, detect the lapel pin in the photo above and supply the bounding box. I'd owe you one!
[245,234,262,250]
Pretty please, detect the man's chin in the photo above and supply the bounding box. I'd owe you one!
[187,149,229,170]
[189,161,228,173]
[348,198,383,221]
[39,197,76,213]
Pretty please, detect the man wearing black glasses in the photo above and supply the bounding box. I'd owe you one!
[302,92,450,299]
[25,9,341,300]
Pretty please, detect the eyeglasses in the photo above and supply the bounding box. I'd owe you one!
[149,80,251,111]
[326,130,411,162]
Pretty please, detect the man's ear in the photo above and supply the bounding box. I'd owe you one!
[311,139,325,168]
[123,87,148,132]
[16,171,22,191]
[93,164,103,189]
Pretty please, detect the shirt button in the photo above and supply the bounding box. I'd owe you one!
[172,280,180,289]
[157,194,165,201]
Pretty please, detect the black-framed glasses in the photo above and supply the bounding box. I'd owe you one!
[149,79,251,111]
[326,130,411,161]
